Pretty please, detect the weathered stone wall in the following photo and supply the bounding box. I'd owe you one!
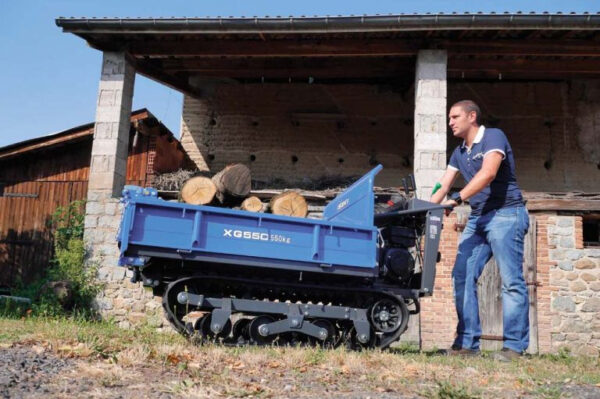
[547,215,600,355]
[85,192,164,328]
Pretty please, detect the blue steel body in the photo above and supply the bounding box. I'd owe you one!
[117,165,383,275]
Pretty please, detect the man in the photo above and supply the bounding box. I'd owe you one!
[431,100,530,361]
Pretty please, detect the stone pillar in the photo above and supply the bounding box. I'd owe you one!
[413,50,447,199]
[84,52,139,319]
[89,52,135,197]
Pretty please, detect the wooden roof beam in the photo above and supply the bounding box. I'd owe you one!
[445,40,600,56]
[125,38,421,57]
[449,58,600,75]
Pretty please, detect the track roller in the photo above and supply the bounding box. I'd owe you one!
[248,315,277,345]
[197,313,232,340]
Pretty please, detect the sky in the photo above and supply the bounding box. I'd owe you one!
[1,0,599,147]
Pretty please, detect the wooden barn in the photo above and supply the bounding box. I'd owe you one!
[0,109,187,288]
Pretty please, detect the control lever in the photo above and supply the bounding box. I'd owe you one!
[401,178,409,196]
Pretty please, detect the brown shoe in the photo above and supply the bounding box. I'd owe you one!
[445,346,480,357]
[493,348,523,362]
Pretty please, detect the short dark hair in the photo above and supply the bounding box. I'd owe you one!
[451,100,482,125]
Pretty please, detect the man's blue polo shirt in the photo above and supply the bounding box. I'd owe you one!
[448,126,524,216]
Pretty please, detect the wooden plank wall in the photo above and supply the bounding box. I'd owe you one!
[0,129,175,287]
[479,216,538,353]
[0,181,88,287]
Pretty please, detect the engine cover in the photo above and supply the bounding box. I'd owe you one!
[382,248,415,283]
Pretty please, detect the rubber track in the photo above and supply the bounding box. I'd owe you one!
[162,274,411,349]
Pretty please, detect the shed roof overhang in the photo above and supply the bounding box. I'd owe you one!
[0,109,179,161]
[56,14,600,98]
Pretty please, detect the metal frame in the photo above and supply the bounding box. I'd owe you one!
[178,292,372,343]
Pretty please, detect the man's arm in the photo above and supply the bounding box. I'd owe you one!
[447,152,503,205]
[430,167,459,204]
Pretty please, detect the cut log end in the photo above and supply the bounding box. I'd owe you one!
[180,176,217,205]
[270,191,308,217]
[241,196,264,212]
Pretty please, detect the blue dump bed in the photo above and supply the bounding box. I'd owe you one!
[117,165,383,277]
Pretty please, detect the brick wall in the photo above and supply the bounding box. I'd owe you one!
[180,83,415,187]
[420,212,459,350]
[534,213,555,353]
[181,80,600,192]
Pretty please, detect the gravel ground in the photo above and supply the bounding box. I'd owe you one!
[1,343,599,398]
[1,346,73,399]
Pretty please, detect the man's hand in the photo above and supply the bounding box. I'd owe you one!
[442,199,457,216]
[430,168,459,204]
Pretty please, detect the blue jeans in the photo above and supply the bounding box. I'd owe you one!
[452,205,530,353]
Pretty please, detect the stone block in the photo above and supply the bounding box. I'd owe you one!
[98,215,119,230]
[563,320,587,333]
[552,333,566,342]
[565,250,583,261]
[145,300,160,311]
[419,151,446,170]
[566,272,578,281]
[417,80,442,99]
[104,202,118,216]
[557,218,574,227]
[415,115,447,139]
[570,280,587,292]
[554,227,573,236]
[97,267,113,281]
[589,282,600,291]
[132,301,145,312]
[86,201,104,215]
[112,267,126,281]
[127,312,147,325]
[581,297,600,312]
[559,237,575,248]
[94,122,118,139]
[96,299,113,311]
[575,257,596,269]
[557,261,573,271]
[549,250,565,261]
[581,272,597,282]
[554,279,569,288]
[96,244,119,257]
[552,296,575,312]
[84,215,98,228]
[87,190,112,202]
[584,249,600,258]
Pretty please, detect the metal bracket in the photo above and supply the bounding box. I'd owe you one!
[351,309,371,344]
[211,298,232,334]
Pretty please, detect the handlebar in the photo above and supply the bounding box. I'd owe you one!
[374,203,453,226]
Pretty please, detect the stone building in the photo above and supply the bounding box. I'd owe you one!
[56,13,600,353]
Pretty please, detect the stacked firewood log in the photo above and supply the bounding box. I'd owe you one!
[178,164,308,217]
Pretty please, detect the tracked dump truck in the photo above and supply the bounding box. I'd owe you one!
[116,165,448,349]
